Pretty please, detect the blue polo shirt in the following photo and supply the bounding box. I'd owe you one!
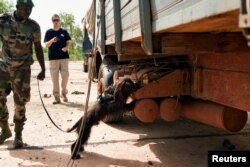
[44,28,71,60]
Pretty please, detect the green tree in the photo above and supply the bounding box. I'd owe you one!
[0,0,14,13]
[59,12,74,35]
[59,12,83,61]
[71,26,83,60]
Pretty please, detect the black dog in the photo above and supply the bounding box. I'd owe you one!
[67,78,137,159]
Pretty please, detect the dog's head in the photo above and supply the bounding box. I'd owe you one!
[113,78,137,104]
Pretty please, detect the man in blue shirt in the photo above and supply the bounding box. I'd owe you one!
[44,14,71,104]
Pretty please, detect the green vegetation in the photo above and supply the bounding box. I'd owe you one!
[0,0,14,13]
[59,12,83,61]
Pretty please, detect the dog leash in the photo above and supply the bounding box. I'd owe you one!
[37,79,68,133]
[67,0,105,164]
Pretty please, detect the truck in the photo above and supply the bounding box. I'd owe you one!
[83,0,250,132]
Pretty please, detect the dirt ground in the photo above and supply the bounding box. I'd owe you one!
[0,61,250,167]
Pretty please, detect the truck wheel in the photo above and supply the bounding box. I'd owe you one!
[97,57,124,123]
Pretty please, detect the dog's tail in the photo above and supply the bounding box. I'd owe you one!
[66,117,82,133]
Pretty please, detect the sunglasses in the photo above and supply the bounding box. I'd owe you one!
[52,19,60,22]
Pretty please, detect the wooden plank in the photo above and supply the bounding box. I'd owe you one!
[164,10,240,33]
[162,33,250,54]
[105,0,241,45]
[118,34,161,57]
[105,0,115,45]
[114,36,162,60]
[197,53,250,73]
[151,0,240,33]
[192,69,250,112]
[135,70,190,99]
[121,42,144,55]
[121,0,141,42]
[117,53,178,61]
[106,45,116,55]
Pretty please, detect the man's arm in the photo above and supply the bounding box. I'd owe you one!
[34,41,45,80]
[62,40,71,52]
[44,37,57,48]
[44,30,57,48]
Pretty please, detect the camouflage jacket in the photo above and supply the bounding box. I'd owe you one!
[0,12,41,71]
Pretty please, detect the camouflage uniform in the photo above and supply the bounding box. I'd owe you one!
[0,12,41,123]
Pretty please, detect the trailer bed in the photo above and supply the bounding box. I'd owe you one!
[105,0,241,45]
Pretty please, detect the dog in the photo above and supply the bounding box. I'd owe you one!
[67,78,137,159]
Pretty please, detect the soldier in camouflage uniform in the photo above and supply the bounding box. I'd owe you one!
[0,0,45,148]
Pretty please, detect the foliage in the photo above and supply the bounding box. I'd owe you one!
[42,47,49,61]
[0,0,14,13]
[59,12,83,61]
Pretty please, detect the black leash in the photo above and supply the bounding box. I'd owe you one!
[67,0,105,165]
[37,79,68,133]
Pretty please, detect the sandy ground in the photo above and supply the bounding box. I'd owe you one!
[0,61,249,167]
[0,61,97,167]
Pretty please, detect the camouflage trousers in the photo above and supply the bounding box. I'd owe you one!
[0,66,31,123]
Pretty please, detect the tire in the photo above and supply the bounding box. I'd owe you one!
[97,56,124,123]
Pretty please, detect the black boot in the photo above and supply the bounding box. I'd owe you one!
[0,121,12,144]
[13,122,24,148]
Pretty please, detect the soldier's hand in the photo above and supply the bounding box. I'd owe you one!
[37,70,45,81]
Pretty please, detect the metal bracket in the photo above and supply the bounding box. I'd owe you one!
[138,0,153,55]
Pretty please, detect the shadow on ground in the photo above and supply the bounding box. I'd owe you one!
[104,115,250,166]
[9,148,160,167]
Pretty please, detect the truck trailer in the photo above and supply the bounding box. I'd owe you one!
[83,0,250,132]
